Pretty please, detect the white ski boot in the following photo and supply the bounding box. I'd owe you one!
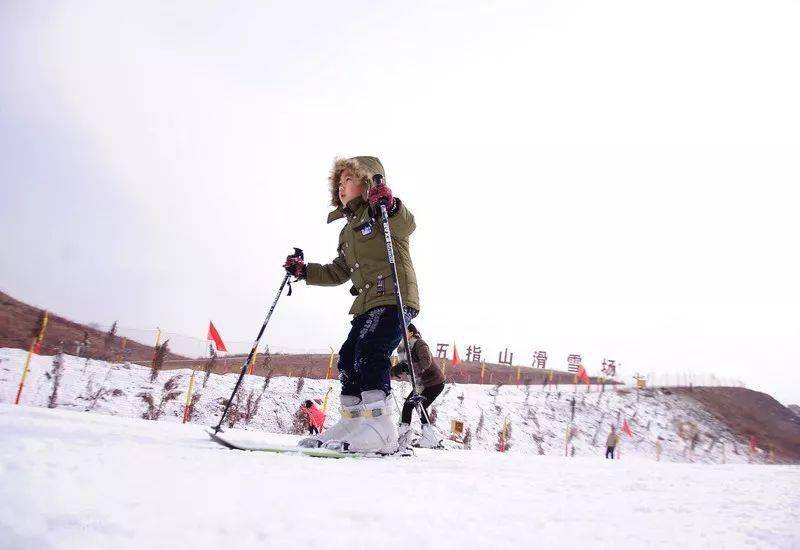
[417,423,444,449]
[397,422,416,450]
[298,395,362,448]
[333,390,399,454]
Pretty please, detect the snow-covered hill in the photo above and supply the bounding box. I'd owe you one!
[0,348,765,464]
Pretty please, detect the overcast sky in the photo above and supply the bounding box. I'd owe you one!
[2,1,799,404]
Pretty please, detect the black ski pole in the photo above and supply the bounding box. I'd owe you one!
[211,248,302,433]
[373,175,431,424]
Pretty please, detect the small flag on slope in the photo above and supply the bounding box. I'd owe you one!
[622,418,633,437]
[207,321,227,352]
[452,343,461,367]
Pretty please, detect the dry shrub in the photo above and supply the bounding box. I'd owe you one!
[139,393,158,419]
[242,390,263,424]
[220,388,263,429]
[261,347,273,390]
[462,427,473,450]
[528,409,540,429]
[262,368,273,391]
[103,321,118,360]
[532,432,545,455]
[488,383,502,400]
[46,347,65,408]
[150,339,170,383]
[218,396,241,428]
[78,377,114,410]
[203,343,217,388]
[139,375,182,420]
[186,392,201,422]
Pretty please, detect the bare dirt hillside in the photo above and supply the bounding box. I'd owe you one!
[0,290,186,362]
[674,387,800,462]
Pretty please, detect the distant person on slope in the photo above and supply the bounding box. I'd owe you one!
[283,156,419,454]
[392,323,445,449]
[606,426,620,459]
[300,400,326,435]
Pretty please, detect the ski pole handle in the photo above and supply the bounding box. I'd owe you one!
[370,174,393,215]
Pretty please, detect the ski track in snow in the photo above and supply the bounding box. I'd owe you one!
[1,348,799,549]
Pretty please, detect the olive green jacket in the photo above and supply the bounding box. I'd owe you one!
[306,196,420,316]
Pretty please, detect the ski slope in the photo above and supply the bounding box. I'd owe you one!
[0,348,768,464]
[1,404,798,550]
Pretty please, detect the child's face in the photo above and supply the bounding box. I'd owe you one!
[338,168,364,206]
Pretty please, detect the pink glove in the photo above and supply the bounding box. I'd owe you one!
[368,177,395,211]
[283,255,306,279]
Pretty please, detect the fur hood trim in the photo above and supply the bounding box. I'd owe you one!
[328,156,386,208]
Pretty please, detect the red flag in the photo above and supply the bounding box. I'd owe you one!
[207,321,227,352]
[452,342,461,367]
[576,365,590,384]
[622,418,633,437]
[32,340,43,354]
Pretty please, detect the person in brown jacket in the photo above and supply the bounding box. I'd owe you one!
[606,427,620,459]
[392,323,445,448]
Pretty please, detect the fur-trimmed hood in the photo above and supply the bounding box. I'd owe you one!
[328,156,386,208]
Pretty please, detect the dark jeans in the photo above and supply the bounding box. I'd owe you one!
[338,306,417,397]
[308,425,319,435]
[606,446,615,459]
[401,382,444,425]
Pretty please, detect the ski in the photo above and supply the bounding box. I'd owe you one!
[206,430,413,459]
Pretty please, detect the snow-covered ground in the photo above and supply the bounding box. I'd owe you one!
[1,404,798,550]
[0,348,769,464]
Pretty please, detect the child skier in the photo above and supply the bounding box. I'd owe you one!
[300,399,326,435]
[283,156,419,454]
[392,323,445,448]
